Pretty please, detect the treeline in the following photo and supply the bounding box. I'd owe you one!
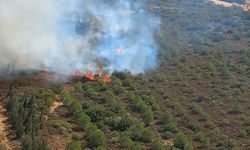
[7,88,55,150]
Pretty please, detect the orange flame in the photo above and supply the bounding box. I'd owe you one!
[72,70,111,83]
[103,75,111,83]
[86,70,94,80]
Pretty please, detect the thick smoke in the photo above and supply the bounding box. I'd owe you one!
[0,0,159,75]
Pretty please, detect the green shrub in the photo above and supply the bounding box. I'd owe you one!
[161,112,172,124]
[87,129,106,148]
[110,102,126,114]
[204,121,215,129]
[85,123,97,135]
[223,138,238,148]
[191,102,202,115]
[72,134,80,141]
[187,122,200,131]
[55,82,64,94]
[165,99,176,108]
[74,82,83,93]
[174,132,188,149]
[84,106,113,122]
[50,119,72,129]
[231,101,243,114]
[150,139,165,150]
[201,112,210,122]
[238,130,247,138]
[128,121,144,141]
[244,117,250,126]
[69,100,82,114]
[130,142,142,150]
[104,91,116,105]
[184,142,194,150]
[141,128,154,143]
[21,135,32,150]
[120,135,133,148]
[97,81,107,92]
[73,111,91,127]
[85,86,97,98]
[164,122,177,133]
[66,140,81,150]
[112,116,133,131]
[195,132,210,147]
[111,78,124,95]
[142,110,154,126]
[132,95,148,113]
[96,146,106,150]
[162,131,173,140]
[61,92,73,106]
[246,128,250,136]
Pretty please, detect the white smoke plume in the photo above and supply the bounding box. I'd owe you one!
[0,0,160,75]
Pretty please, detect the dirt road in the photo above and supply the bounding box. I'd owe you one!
[0,100,11,149]
[208,0,250,11]
[0,88,20,149]
[49,95,64,114]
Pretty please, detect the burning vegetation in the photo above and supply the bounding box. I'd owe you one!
[72,70,111,83]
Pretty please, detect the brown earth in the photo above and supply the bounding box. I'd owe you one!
[0,90,21,149]
[208,0,250,10]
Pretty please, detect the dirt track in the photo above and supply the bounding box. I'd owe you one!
[50,101,64,114]
[0,98,20,150]
[208,0,250,11]
[0,87,20,150]
[0,100,10,149]
[50,95,63,114]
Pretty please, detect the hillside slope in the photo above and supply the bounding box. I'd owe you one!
[0,0,250,150]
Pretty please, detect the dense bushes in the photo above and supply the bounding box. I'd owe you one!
[130,142,142,150]
[73,111,91,127]
[61,92,106,148]
[128,121,155,143]
[84,106,113,122]
[7,89,52,149]
[129,92,154,125]
[191,102,210,122]
[21,135,48,150]
[231,101,243,114]
[150,139,165,150]
[174,132,193,149]
[66,139,81,150]
[164,122,177,133]
[142,110,154,126]
[74,82,83,93]
[119,134,133,148]
[161,112,173,124]
[87,129,106,147]
[104,115,134,131]
[195,132,210,147]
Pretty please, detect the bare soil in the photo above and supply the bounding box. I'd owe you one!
[208,0,250,10]
[0,93,20,149]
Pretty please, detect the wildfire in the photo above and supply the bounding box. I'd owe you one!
[85,70,94,80]
[72,70,111,83]
[103,75,111,83]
